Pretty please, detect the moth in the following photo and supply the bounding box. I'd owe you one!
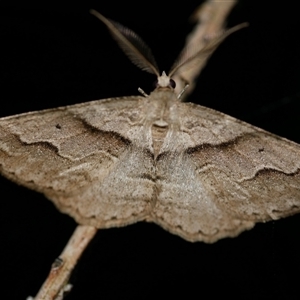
[0,11,299,244]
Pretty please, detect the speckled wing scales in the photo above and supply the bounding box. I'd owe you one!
[0,96,156,228]
[1,95,300,243]
[151,103,300,243]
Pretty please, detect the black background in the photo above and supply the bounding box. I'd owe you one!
[1,1,300,299]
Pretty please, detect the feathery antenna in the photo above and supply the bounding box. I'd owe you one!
[169,23,248,77]
[90,10,160,77]
[90,10,248,90]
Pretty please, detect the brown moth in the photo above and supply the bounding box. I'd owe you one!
[0,11,299,244]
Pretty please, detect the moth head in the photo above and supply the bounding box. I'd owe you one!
[90,10,248,97]
[154,71,176,90]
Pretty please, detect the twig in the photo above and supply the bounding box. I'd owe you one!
[174,0,237,97]
[30,225,97,300]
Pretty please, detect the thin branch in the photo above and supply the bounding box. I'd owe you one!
[31,225,97,300]
[173,0,238,98]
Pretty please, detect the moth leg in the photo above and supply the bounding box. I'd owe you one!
[138,87,149,97]
[177,82,190,100]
